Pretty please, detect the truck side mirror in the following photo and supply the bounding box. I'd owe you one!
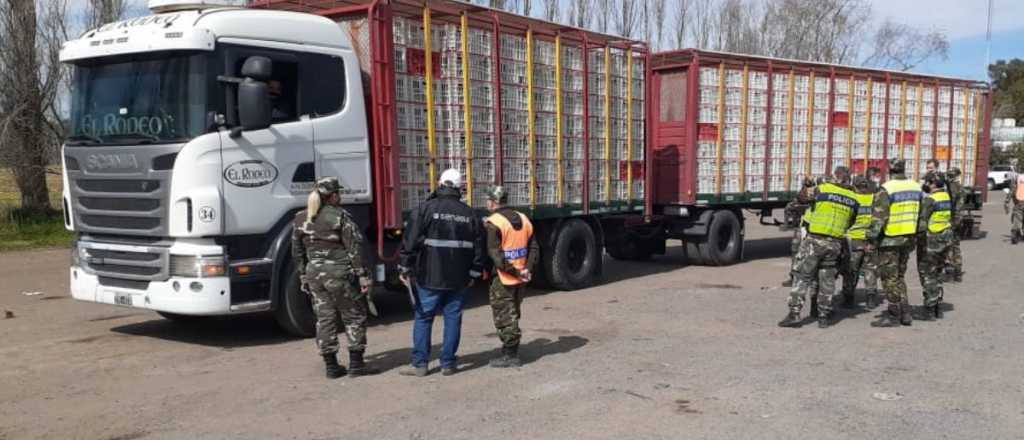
[237,79,272,134]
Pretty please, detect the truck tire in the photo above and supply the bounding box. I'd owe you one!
[702,210,742,266]
[275,261,316,337]
[545,219,599,290]
[988,179,995,191]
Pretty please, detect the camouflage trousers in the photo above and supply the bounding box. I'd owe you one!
[1012,203,1024,234]
[917,231,954,307]
[788,234,843,315]
[946,232,963,275]
[841,241,879,298]
[307,263,368,355]
[489,278,525,348]
[878,243,914,306]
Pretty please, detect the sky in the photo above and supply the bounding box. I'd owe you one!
[72,0,1022,81]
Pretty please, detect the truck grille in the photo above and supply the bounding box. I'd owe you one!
[80,242,170,282]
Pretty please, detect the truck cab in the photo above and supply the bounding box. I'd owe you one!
[61,0,371,335]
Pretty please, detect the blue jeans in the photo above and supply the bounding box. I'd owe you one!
[412,286,467,369]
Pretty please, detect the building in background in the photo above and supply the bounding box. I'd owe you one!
[993,118,1024,150]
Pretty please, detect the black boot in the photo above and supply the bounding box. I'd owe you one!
[346,350,379,377]
[809,297,819,318]
[921,304,936,321]
[1013,231,1020,245]
[933,304,943,319]
[900,305,913,326]
[871,305,902,327]
[489,345,522,368]
[952,273,962,283]
[865,292,880,309]
[777,311,802,328]
[842,293,856,308]
[323,353,346,379]
[817,312,830,328]
[781,276,793,287]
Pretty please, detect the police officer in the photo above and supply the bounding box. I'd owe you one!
[782,177,818,288]
[483,186,540,368]
[869,159,923,327]
[840,175,881,309]
[399,169,486,377]
[916,171,954,320]
[944,167,965,281]
[779,166,860,329]
[292,177,377,379]
[1005,170,1024,244]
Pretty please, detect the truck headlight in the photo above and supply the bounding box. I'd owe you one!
[169,255,226,278]
[71,243,88,268]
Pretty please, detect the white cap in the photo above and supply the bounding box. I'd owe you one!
[439,168,462,187]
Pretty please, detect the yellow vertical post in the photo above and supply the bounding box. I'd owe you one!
[961,89,971,168]
[739,64,749,193]
[460,14,474,205]
[864,78,873,171]
[784,70,795,191]
[603,47,612,203]
[526,30,536,207]
[806,71,815,177]
[899,81,907,160]
[913,83,924,180]
[423,8,437,191]
[626,49,634,200]
[846,75,854,167]
[715,62,725,194]
[555,36,564,205]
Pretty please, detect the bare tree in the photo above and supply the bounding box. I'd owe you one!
[520,0,531,16]
[541,0,558,22]
[488,0,507,10]
[689,0,715,50]
[87,0,127,28]
[651,0,667,50]
[673,0,692,49]
[863,19,950,71]
[0,0,69,213]
[566,0,593,29]
[613,0,640,39]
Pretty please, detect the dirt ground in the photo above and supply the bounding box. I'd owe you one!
[2,202,1023,440]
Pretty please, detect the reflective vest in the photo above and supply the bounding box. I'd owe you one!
[927,191,952,234]
[882,179,923,237]
[487,211,534,286]
[806,183,859,239]
[846,192,875,241]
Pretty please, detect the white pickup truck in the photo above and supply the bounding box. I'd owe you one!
[988,164,1016,190]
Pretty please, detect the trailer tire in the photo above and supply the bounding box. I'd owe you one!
[545,219,599,290]
[275,261,316,338]
[703,210,742,266]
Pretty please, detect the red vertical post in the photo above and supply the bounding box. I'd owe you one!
[685,51,700,203]
[492,13,504,185]
[582,37,593,210]
[932,80,940,164]
[979,91,994,194]
[644,48,654,218]
[764,61,773,200]
[882,73,891,165]
[946,82,955,169]
[826,67,835,173]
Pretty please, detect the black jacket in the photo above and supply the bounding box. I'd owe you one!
[399,186,486,290]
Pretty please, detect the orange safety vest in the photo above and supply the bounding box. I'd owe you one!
[1016,175,1024,202]
[487,211,534,286]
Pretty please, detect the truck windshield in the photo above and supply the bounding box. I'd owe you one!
[68,51,211,146]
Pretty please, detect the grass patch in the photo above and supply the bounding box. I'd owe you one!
[1,168,71,252]
[0,208,74,252]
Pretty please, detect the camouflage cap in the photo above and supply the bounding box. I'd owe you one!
[316,177,344,195]
[802,177,816,188]
[852,175,870,190]
[888,159,907,174]
[487,185,509,204]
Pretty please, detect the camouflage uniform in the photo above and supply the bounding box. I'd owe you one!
[292,197,371,357]
[485,217,540,349]
[784,180,817,287]
[868,170,921,326]
[1006,175,1024,241]
[945,173,964,277]
[788,234,844,315]
[915,193,954,309]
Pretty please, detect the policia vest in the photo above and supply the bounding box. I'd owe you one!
[487,211,535,286]
[882,179,923,237]
[846,192,875,241]
[805,183,859,239]
[927,191,952,234]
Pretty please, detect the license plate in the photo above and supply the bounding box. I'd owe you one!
[114,293,133,306]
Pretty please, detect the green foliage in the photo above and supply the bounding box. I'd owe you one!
[989,59,1024,123]
[0,207,74,252]
[990,143,1024,167]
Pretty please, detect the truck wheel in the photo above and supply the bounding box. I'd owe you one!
[988,179,995,191]
[702,210,742,266]
[156,312,204,323]
[545,219,599,290]
[275,262,315,337]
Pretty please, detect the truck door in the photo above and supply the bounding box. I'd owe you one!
[219,46,314,235]
[653,69,693,205]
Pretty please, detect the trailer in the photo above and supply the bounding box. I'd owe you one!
[59,0,993,337]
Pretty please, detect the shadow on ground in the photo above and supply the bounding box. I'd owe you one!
[364,335,589,374]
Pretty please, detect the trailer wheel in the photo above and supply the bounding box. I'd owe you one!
[275,261,316,337]
[545,219,599,290]
[702,210,742,266]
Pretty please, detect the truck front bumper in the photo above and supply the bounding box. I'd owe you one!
[70,267,235,315]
